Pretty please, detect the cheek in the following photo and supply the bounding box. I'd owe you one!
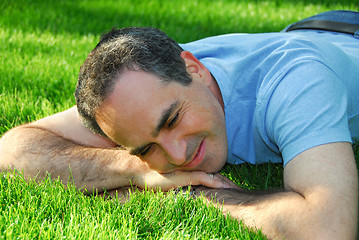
[189,89,224,127]
[184,106,221,133]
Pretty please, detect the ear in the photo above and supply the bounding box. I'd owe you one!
[180,51,212,86]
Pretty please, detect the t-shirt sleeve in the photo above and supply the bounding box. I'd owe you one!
[265,60,352,166]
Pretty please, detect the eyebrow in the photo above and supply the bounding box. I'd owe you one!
[129,101,180,156]
[152,101,180,138]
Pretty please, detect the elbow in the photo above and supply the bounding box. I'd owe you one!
[305,226,357,240]
[300,192,357,240]
[274,190,358,240]
[0,129,17,171]
[0,127,30,172]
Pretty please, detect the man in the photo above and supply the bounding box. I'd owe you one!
[0,10,358,239]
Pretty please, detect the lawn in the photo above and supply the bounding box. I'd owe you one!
[1,0,358,239]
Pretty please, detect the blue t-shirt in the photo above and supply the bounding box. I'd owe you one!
[180,31,359,166]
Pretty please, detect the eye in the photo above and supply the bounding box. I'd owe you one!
[168,112,179,128]
[139,144,153,156]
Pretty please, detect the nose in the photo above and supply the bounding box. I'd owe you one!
[159,135,187,166]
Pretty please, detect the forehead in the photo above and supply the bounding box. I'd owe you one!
[96,69,183,146]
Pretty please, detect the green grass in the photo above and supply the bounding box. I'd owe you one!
[0,172,269,239]
[1,0,358,239]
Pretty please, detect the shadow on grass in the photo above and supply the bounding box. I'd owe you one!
[221,162,284,190]
[2,0,269,41]
[2,0,358,42]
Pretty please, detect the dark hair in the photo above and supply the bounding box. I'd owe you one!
[75,27,192,136]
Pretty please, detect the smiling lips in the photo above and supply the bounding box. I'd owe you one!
[182,139,205,169]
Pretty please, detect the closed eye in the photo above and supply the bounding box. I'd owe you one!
[139,144,153,156]
[168,112,179,128]
[140,112,179,156]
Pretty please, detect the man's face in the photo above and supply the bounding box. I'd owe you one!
[96,67,228,174]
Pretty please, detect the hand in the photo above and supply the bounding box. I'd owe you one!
[193,186,245,206]
[133,170,240,192]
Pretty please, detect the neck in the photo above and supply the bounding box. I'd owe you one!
[209,74,224,111]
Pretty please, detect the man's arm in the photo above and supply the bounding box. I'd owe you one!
[0,106,227,192]
[195,142,358,239]
[0,106,142,191]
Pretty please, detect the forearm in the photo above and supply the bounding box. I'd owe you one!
[220,190,307,239]
[0,126,147,191]
[199,187,357,239]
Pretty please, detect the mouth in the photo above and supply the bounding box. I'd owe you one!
[182,139,205,169]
